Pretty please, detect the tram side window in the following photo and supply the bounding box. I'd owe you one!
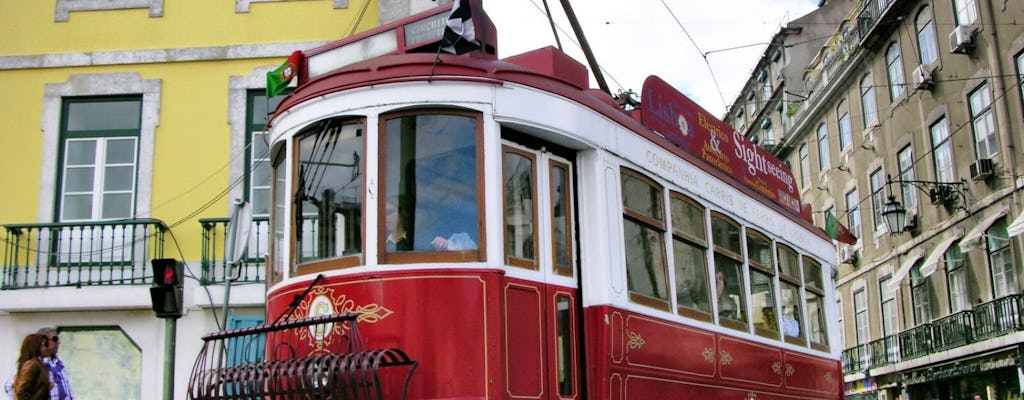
[621,169,670,310]
[778,244,806,345]
[503,146,538,269]
[748,230,778,339]
[804,256,829,350]
[550,161,574,276]
[381,111,482,262]
[712,213,747,329]
[294,117,364,269]
[670,193,711,320]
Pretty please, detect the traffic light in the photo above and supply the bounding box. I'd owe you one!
[149,258,184,319]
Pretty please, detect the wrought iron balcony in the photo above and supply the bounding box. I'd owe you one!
[2,219,167,289]
[931,310,974,351]
[198,216,269,285]
[973,294,1024,340]
[842,295,1024,373]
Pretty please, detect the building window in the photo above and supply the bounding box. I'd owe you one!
[860,74,878,127]
[246,90,288,217]
[853,288,868,345]
[845,189,862,239]
[988,218,1015,298]
[836,297,845,348]
[915,6,938,65]
[295,117,364,269]
[671,193,711,320]
[503,146,538,269]
[58,98,141,222]
[869,169,886,232]
[713,213,747,330]
[817,123,830,171]
[953,0,978,25]
[837,100,852,151]
[886,42,906,100]
[1016,53,1024,110]
[945,242,969,312]
[897,145,918,211]
[911,261,932,324]
[930,116,955,182]
[381,111,483,263]
[879,276,898,360]
[746,92,757,118]
[799,144,810,189]
[59,327,141,399]
[621,169,670,310]
[269,147,286,286]
[969,82,999,160]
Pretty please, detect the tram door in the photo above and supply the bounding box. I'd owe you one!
[502,141,581,400]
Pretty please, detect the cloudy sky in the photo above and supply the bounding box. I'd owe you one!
[482,0,820,117]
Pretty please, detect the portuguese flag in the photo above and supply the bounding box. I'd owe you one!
[266,51,301,97]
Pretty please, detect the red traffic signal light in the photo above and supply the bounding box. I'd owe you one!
[151,258,183,287]
[150,258,183,319]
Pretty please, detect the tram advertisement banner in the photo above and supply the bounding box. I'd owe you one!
[638,75,802,215]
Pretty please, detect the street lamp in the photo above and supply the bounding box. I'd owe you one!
[882,195,906,235]
[883,174,969,235]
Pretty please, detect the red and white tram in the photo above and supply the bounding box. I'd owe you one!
[257,4,842,400]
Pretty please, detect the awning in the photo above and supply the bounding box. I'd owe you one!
[919,229,963,278]
[959,206,1007,252]
[885,248,926,295]
[1008,208,1024,238]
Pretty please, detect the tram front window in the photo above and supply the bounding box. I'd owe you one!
[381,111,481,261]
[294,118,364,267]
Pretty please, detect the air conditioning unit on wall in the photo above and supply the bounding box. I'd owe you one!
[969,158,994,180]
[839,246,859,265]
[949,25,975,54]
[913,65,935,90]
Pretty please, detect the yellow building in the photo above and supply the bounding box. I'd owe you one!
[0,1,446,398]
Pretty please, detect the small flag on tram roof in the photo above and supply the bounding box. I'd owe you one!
[266,51,301,98]
[825,211,858,245]
[440,0,480,55]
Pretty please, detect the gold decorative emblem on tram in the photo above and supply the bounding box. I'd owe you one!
[701,347,715,364]
[771,361,782,375]
[745,391,758,400]
[627,331,645,349]
[785,364,795,376]
[719,350,733,366]
[824,371,834,384]
[296,287,394,352]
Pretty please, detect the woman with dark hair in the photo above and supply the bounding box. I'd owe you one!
[12,334,51,400]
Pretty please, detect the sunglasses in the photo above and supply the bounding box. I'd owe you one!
[49,336,59,343]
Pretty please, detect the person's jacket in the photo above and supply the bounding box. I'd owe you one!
[13,358,51,400]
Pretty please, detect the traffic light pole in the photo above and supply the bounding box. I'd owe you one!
[163,317,176,400]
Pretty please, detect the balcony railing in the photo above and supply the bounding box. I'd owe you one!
[199,216,269,285]
[843,295,1024,373]
[2,219,167,289]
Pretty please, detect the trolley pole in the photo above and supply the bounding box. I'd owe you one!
[163,318,176,400]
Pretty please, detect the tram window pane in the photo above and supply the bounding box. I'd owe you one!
[781,282,805,342]
[747,230,773,271]
[804,256,823,291]
[503,148,537,268]
[624,218,669,308]
[555,295,575,396]
[383,113,480,257]
[751,269,778,338]
[715,255,747,326]
[670,194,705,241]
[550,162,574,276]
[621,172,663,221]
[711,214,741,256]
[295,118,364,263]
[777,244,800,280]
[674,238,710,316]
[807,291,828,346]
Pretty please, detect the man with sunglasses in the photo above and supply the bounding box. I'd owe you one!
[36,327,74,400]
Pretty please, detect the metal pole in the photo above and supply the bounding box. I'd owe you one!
[163,318,176,400]
[221,262,233,332]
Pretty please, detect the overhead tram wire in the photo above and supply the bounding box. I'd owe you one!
[658,0,728,111]
[540,0,563,51]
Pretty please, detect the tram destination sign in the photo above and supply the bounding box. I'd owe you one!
[638,75,803,216]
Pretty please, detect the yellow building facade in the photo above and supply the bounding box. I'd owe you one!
[0,1,446,398]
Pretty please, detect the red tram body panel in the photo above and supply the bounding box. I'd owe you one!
[250,3,843,400]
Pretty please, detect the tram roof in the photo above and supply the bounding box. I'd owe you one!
[269,3,830,243]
